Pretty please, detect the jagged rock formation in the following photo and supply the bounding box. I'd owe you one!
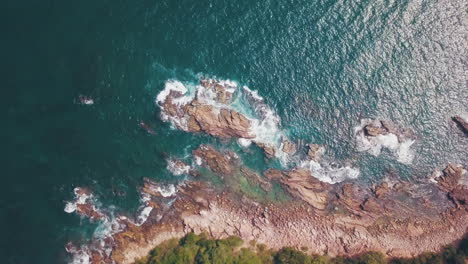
[185,103,253,138]
[306,143,325,161]
[157,79,254,139]
[452,115,468,135]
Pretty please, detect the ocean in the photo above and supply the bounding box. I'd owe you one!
[1,0,467,263]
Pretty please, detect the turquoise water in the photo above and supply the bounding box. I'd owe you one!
[2,0,467,263]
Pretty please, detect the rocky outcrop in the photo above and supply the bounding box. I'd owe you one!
[254,142,276,158]
[436,164,464,191]
[281,140,296,155]
[184,103,253,139]
[373,182,390,198]
[279,169,331,210]
[158,79,254,139]
[306,143,324,161]
[199,79,235,104]
[360,119,410,142]
[435,164,468,208]
[193,145,237,176]
[452,116,468,135]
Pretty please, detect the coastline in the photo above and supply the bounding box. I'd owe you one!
[66,79,468,263]
[71,156,468,264]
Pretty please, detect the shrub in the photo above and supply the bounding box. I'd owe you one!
[134,232,468,264]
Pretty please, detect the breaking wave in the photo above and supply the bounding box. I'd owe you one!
[354,119,415,164]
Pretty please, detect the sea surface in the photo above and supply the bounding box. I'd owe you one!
[1,0,467,263]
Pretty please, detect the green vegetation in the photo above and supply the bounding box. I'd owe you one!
[134,233,468,264]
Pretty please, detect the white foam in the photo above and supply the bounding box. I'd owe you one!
[354,119,415,164]
[396,139,415,164]
[157,184,177,197]
[64,202,77,213]
[68,246,91,264]
[242,86,263,101]
[166,159,191,176]
[156,80,189,105]
[137,207,153,225]
[238,138,252,147]
[64,188,91,214]
[300,160,360,184]
[194,155,202,166]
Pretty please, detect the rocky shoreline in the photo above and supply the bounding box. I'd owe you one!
[67,79,468,263]
[71,145,468,264]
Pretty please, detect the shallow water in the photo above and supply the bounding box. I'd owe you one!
[1,0,467,263]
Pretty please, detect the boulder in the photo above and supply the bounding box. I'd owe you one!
[255,142,276,158]
[281,140,297,154]
[306,144,324,161]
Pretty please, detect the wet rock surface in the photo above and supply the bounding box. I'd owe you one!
[306,143,324,161]
[158,79,254,139]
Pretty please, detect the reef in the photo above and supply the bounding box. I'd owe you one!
[66,79,468,264]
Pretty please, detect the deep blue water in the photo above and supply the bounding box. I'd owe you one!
[1,0,467,263]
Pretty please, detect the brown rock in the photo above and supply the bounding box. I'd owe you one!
[263,169,285,180]
[160,81,254,139]
[187,116,201,132]
[76,204,105,221]
[240,167,272,191]
[452,116,468,134]
[336,183,362,210]
[255,142,276,158]
[193,145,235,175]
[373,182,390,198]
[282,140,296,154]
[280,169,330,210]
[437,164,464,191]
[360,198,382,212]
[449,186,468,207]
[364,123,388,137]
[306,144,324,161]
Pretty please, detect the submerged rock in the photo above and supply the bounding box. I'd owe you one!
[193,145,237,176]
